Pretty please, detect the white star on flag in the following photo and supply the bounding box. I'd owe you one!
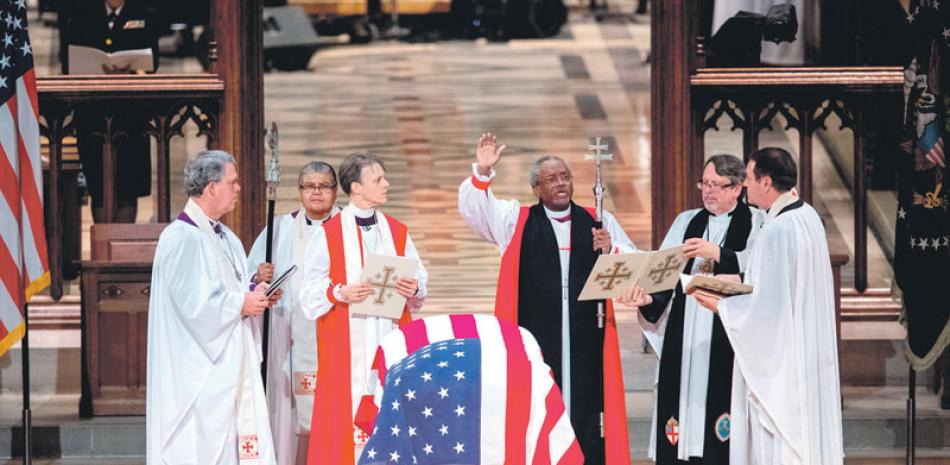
[390,451,401,462]
[421,372,432,382]
[454,370,466,381]
[455,405,466,417]
[408,426,417,437]
[18,40,28,56]
[0,54,9,69]
[898,207,907,220]
[391,399,400,411]
[437,360,449,368]
[422,406,433,418]
[454,351,465,358]
[439,424,449,436]
[390,425,401,436]
[405,389,416,400]
[423,444,433,455]
[366,449,377,459]
[454,442,465,454]
[438,387,449,399]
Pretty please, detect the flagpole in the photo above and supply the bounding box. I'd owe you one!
[906,366,915,465]
[21,301,31,465]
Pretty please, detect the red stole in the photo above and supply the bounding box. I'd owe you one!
[494,206,631,465]
[306,214,412,465]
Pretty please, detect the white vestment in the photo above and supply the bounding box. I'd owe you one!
[717,193,843,465]
[639,205,764,461]
[247,206,339,465]
[146,199,275,465]
[458,164,637,413]
[298,203,428,454]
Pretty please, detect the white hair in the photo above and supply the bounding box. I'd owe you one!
[184,150,236,197]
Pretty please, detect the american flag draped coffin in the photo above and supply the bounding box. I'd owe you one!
[358,314,584,465]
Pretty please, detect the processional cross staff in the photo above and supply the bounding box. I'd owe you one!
[585,136,612,329]
[261,121,281,389]
[585,136,612,442]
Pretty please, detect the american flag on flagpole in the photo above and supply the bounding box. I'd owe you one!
[0,0,50,356]
[358,314,584,465]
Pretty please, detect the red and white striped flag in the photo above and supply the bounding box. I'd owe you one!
[0,0,50,356]
[358,314,584,465]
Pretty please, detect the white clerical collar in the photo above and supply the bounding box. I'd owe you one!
[105,3,123,16]
[709,203,737,219]
[765,189,799,223]
[543,205,571,221]
[348,203,376,219]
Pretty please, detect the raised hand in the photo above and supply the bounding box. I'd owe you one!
[475,132,507,176]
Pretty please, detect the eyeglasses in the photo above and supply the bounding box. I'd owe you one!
[540,173,573,186]
[696,180,735,191]
[299,183,336,194]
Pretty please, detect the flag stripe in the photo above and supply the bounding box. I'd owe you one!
[449,313,478,339]
[0,244,23,329]
[402,318,431,354]
[422,314,454,343]
[475,316,507,465]
[500,319,530,465]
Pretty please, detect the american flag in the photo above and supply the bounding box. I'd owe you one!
[0,0,49,356]
[358,314,583,465]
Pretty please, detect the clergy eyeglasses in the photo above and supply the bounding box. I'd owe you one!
[541,173,573,186]
[299,183,336,194]
[696,180,735,191]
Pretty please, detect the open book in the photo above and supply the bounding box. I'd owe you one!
[67,45,154,74]
[578,246,688,300]
[681,273,753,296]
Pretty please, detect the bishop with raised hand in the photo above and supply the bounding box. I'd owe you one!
[457,133,635,465]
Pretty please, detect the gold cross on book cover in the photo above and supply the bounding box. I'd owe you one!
[579,246,688,300]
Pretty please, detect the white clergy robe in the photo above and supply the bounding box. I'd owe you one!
[247,206,339,465]
[639,205,764,461]
[298,203,428,457]
[146,199,275,465]
[717,192,844,465]
[458,164,636,413]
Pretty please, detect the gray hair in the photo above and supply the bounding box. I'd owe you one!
[339,153,385,195]
[184,150,237,197]
[529,155,571,187]
[298,161,338,187]
[704,154,746,186]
